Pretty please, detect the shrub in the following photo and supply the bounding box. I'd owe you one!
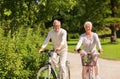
[68,33,80,40]
[0,27,48,79]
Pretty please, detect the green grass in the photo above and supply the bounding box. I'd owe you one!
[68,39,78,52]
[68,38,120,60]
[100,39,120,60]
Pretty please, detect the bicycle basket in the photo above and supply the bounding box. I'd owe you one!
[81,54,96,66]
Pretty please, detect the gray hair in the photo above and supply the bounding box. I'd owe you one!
[53,20,61,26]
[84,21,92,28]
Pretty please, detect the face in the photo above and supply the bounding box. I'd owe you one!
[53,21,61,32]
[84,22,92,33]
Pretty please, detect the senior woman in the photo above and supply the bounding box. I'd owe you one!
[74,21,103,79]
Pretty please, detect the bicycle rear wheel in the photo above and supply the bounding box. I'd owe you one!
[66,61,70,79]
[37,65,57,79]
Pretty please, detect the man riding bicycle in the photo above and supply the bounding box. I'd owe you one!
[39,19,68,79]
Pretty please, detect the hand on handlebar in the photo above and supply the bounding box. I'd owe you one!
[98,49,103,53]
[74,48,81,53]
[55,47,61,52]
[39,48,44,53]
[74,49,77,53]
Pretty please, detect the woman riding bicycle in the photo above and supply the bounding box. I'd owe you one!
[74,21,103,79]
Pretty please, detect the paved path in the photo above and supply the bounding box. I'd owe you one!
[67,53,120,79]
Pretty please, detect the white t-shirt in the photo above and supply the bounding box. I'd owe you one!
[41,28,67,50]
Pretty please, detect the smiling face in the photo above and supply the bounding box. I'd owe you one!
[84,21,92,34]
[53,20,61,32]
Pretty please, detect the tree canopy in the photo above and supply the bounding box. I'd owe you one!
[1,0,120,34]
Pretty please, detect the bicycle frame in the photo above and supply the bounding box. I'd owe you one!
[45,50,58,78]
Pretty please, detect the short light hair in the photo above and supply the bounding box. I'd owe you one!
[84,21,92,28]
[53,20,61,26]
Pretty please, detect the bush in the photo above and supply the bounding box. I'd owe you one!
[68,33,80,40]
[0,27,48,79]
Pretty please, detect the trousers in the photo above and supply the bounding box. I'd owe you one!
[51,49,67,79]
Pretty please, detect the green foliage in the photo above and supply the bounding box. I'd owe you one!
[0,27,48,79]
[104,17,120,23]
[68,33,80,39]
[38,0,76,21]
[4,8,12,16]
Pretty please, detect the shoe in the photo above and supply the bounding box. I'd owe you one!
[95,75,100,79]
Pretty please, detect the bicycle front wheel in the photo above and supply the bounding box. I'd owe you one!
[86,69,93,79]
[37,65,57,79]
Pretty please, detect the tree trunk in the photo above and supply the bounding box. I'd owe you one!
[110,0,115,17]
[110,24,117,42]
[110,0,117,42]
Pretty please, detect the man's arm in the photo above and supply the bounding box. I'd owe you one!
[39,32,51,53]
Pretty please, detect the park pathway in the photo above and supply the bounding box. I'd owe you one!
[67,53,120,79]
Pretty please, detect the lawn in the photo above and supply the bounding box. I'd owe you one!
[100,39,120,60]
[68,38,120,60]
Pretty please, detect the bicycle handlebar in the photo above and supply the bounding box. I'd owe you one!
[75,48,101,53]
[74,48,81,53]
[40,49,54,53]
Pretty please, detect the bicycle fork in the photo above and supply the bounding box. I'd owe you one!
[48,64,58,79]
[47,65,51,79]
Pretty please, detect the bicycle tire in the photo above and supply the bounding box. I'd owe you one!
[66,61,71,79]
[86,69,93,79]
[37,65,57,79]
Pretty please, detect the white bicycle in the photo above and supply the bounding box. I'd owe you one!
[37,49,70,79]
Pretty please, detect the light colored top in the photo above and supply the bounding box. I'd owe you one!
[41,28,67,50]
[75,32,102,53]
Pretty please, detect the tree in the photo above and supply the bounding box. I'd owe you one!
[104,18,120,42]
[103,0,120,42]
[0,0,76,35]
[60,0,106,34]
